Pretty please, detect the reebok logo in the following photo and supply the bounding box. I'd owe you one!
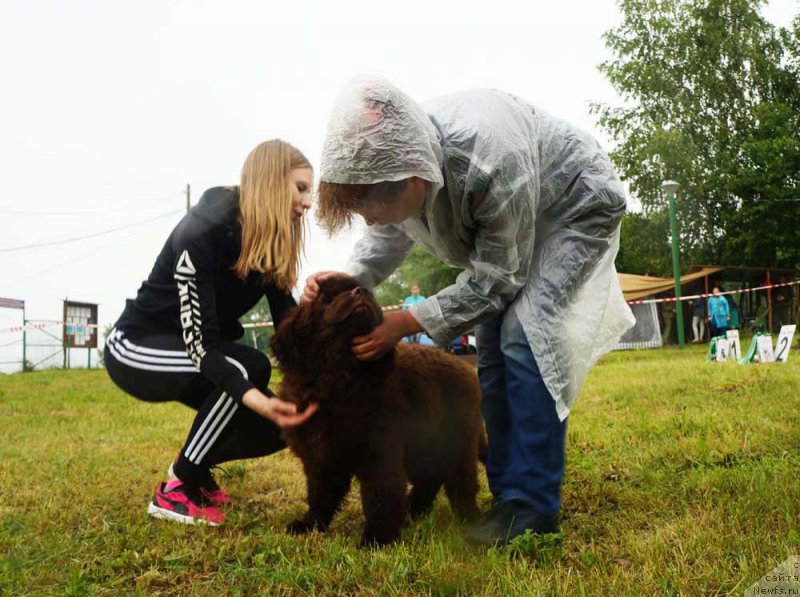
[176,250,197,276]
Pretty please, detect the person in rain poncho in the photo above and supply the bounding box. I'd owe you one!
[303,77,634,545]
[402,283,426,343]
[707,286,731,338]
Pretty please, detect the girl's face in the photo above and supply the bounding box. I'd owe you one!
[290,167,314,220]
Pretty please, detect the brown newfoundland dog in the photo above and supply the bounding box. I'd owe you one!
[270,274,483,546]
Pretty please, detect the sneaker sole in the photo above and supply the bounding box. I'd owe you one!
[147,502,220,526]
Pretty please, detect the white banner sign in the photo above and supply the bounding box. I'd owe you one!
[716,339,730,362]
[757,336,775,363]
[774,325,796,363]
[726,330,741,362]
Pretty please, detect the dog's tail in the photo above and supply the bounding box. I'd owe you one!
[478,428,488,466]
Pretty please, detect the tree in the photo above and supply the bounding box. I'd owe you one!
[616,211,673,275]
[724,101,800,269]
[594,0,800,269]
[375,246,460,306]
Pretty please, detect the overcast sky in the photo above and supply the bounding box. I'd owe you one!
[0,0,796,370]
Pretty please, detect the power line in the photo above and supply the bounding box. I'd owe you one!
[0,215,178,290]
[0,194,183,216]
[0,209,183,253]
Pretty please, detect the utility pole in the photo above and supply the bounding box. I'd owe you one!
[63,297,68,369]
[662,180,685,348]
[186,184,191,213]
[21,304,27,372]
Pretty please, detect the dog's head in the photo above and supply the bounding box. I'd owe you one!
[315,275,384,332]
[270,274,385,372]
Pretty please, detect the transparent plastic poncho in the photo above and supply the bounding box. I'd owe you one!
[320,77,634,420]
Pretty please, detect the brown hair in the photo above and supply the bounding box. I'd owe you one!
[233,139,312,291]
[316,180,408,234]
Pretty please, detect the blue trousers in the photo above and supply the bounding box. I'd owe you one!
[475,306,567,515]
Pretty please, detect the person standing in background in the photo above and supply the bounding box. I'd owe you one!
[690,298,706,343]
[707,286,731,339]
[402,283,426,343]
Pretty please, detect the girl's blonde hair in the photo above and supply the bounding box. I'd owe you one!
[234,139,311,291]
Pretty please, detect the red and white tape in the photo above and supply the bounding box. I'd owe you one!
[0,322,58,334]
[0,321,101,335]
[627,279,799,306]
[242,321,273,329]
[3,283,794,335]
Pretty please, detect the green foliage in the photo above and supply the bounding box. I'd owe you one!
[502,530,564,564]
[594,0,800,269]
[374,246,460,306]
[2,348,800,594]
[724,101,800,269]
[616,211,673,275]
[242,296,276,354]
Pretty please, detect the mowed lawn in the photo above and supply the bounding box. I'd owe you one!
[1,345,799,595]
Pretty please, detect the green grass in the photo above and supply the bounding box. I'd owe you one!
[1,346,799,595]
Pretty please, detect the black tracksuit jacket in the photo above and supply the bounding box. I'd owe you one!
[114,186,296,401]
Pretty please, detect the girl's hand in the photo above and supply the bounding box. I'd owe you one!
[302,271,338,302]
[352,310,423,361]
[242,389,318,428]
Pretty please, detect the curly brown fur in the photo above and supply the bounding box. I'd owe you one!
[271,274,482,546]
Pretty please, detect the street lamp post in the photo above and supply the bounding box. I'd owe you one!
[662,180,685,348]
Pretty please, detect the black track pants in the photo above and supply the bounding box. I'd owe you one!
[105,327,284,486]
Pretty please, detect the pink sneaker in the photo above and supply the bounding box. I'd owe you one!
[147,480,226,526]
[167,461,233,507]
[201,486,233,507]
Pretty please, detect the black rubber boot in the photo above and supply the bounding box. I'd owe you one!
[465,499,559,546]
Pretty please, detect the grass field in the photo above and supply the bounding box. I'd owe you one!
[1,345,799,595]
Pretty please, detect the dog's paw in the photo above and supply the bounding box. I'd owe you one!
[286,519,313,535]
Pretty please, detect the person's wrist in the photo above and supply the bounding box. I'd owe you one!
[242,388,260,405]
[396,309,422,337]
[242,389,273,420]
